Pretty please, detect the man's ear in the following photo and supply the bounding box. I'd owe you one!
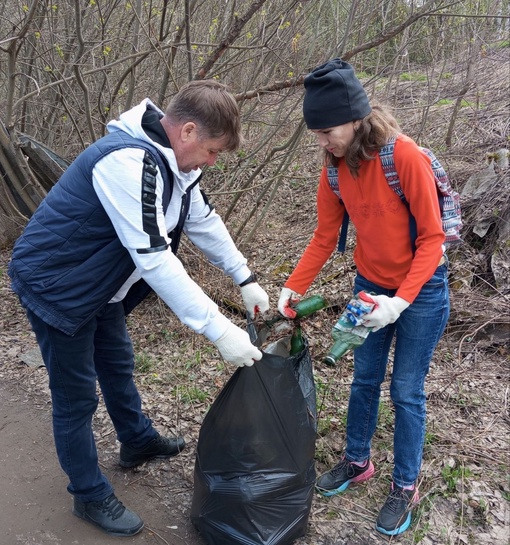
[181,121,196,141]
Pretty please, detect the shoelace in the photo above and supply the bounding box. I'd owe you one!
[330,459,352,477]
[384,487,412,514]
[152,435,166,446]
[99,495,126,521]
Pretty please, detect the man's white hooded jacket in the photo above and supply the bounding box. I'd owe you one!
[9,99,250,341]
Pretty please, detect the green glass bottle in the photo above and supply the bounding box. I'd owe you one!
[262,294,328,329]
[292,294,328,318]
[323,291,375,366]
[289,324,305,355]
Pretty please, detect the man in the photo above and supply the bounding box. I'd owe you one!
[9,80,269,537]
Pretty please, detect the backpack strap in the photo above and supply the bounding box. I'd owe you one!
[379,136,418,254]
[338,211,350,253]
[326,166,350,253]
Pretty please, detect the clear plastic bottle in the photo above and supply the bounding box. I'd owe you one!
[323,291,376,366]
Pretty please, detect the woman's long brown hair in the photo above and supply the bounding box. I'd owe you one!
[323,102,401,178]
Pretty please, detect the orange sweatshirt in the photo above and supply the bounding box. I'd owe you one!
[286,134,445,303]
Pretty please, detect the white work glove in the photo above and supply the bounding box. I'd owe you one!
[363,295,410,332]
[213,322,262,367]
[277,287,302,319]
[240,282,270,318]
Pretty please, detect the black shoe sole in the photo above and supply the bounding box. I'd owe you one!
[119,448,184,468]
[119,438,186,468]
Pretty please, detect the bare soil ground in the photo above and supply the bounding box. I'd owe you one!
[0,377,202,545]
[1,50,509,545]
[1,233,508,545]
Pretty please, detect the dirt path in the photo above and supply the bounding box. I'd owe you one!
[0,379,203,545]
[1,247,509,545]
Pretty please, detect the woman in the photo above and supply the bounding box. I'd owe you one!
[278,58,450,536]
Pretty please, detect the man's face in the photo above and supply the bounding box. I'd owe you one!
[173,122,228,173]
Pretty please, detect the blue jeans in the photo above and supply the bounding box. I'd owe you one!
[344,263,449,488]
[26,302,157,502]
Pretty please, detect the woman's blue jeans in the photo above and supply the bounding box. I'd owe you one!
[344,263,450,488]
[26,302,157,502]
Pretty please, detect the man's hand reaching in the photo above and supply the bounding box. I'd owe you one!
[214,322,262,367]
[240,282,270,318]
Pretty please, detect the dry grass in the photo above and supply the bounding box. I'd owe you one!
[1,236,507,545]
[1,50,509,545]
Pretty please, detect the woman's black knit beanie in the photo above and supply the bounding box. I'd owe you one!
[303,58,372,129]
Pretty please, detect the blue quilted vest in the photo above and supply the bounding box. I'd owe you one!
[9,131,190,335]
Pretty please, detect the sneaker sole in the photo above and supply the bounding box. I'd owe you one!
[376,511,412,536]
[316,462,375,497]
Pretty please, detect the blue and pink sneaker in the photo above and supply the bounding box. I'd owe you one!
[376,482,420,536]
[316,457,375,497]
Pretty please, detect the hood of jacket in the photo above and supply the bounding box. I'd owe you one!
[107,98,201,189]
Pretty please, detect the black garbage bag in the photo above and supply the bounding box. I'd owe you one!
[190,324,317,545]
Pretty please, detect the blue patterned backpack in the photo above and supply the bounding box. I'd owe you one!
[328,136,462,253]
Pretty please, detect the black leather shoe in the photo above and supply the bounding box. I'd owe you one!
[119,433,186,468]
[73,493,144,536]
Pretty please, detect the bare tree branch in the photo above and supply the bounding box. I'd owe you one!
[195,0,269,79]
